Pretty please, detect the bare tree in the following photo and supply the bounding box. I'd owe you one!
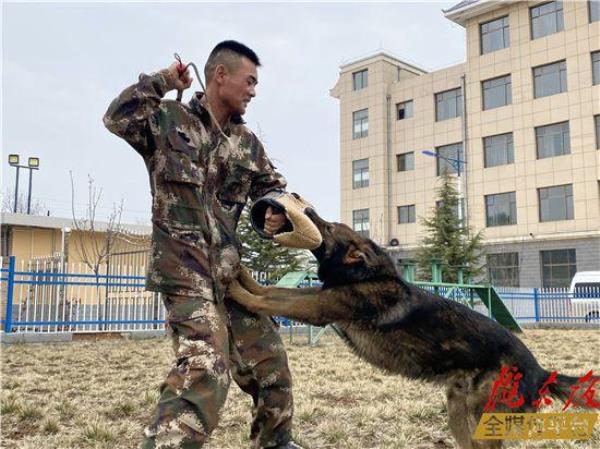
[70,173,129,328]
[2,188,47,215]
[70,172,124,277]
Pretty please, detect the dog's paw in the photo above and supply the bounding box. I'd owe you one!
[227,279,265,312]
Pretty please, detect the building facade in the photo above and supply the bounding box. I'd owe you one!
[0,212,150,267]
[331,0,600,287]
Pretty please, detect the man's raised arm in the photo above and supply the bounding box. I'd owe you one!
[103,62,192,157]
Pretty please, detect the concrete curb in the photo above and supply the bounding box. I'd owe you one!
[3,324,595,344]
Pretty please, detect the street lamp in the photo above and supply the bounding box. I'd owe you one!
[421,150,467,223]
[7,154,40,214]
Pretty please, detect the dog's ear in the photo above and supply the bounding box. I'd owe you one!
[343,244,379,266]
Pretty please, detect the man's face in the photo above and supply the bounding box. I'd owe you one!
[220,57,258,116]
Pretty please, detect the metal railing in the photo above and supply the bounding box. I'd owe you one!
[2,255,598,334]
[1,255,164,333]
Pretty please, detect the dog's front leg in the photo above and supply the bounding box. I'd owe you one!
[228,280,347,327]
[237,266,321,296]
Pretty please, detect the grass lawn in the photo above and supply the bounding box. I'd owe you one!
[1,329,598,448]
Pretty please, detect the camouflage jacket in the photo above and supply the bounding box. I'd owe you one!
[103,71,286,298]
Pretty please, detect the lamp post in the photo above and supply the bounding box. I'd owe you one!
[421,150,467,224]
[7,154,40,214]
[8,154,20,213]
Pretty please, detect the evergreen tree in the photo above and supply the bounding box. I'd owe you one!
[237,206,314,282]
[416,175,484,283]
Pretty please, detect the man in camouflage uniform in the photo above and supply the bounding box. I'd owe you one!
[104,41,304,449]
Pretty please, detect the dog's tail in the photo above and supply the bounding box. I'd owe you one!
[547,371,599,409]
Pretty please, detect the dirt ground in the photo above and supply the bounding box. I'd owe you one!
[1,329,598,449]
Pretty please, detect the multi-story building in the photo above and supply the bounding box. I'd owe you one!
[331,0,600,287]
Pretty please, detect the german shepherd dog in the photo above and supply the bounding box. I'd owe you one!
[228,209,594,449]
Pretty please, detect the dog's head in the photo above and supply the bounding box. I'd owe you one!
[305,208,397,287]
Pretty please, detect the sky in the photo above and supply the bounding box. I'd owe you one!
[2,1,466,225]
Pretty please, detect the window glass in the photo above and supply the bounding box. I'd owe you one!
[397,152,415,172]
[484,133,514,167]
[352,158,369,189]
[538,184,574,221]
[436,143,464,175]
[398,205,416,224]
[591,1,600,23]
[352,209,370,238]
[533,60,567,98]
[397,100,414,120]
[487,253,519,287]
[485,192,517,226]
[592,51,600,85]
[536,121,570,159]
[541,249,576,288]
[352,109,369,139]
[531,1,564,39]
[482,75,512,110]
[353,69,368,90]
[481,15,510,54]
[435,88,463,121]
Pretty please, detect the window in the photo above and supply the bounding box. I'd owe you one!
[535,121,570,159]
[480,15,510,54]
[530,1,564,40]
[482,75,512,110]
[397,100,414,120]
[538,184,573,222]
[484,132,514,167]
[590,0,600,23]
[352,209,370,238]
[436,143,464,175]
[397,152,415,172]
[352,109,369,139]
[485,192,517,226]
[541,249,576,288]
[595,115,600,149]
[352,159,369,189]
[398,205,416,224]
[593,51,600,85]
[435,88,463,121]
[487,253,519,287]
[353,69,368,91]
[533,60,567,98]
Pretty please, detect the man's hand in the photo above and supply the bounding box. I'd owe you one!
[163,62,193,92]
[264,206,287,236]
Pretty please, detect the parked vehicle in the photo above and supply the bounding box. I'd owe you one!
[569,272,600,322]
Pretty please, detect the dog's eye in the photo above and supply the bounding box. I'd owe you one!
[327,224,335,232]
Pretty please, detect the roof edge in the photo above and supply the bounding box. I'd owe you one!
[0,212,151,234]
[444,0,508,27]
[339,50,428,75]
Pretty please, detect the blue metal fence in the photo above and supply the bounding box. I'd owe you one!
[1,255,598,334]
[1,255,165,333]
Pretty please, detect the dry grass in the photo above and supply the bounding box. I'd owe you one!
[1,329,598,449]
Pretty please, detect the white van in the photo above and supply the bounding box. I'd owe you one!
[569,271,600,322]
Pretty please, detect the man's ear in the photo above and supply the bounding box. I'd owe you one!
[214,64,227,84]
[343,244,378,266]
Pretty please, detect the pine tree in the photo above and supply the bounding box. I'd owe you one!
[416,175,484,283]
[237,206,313,282]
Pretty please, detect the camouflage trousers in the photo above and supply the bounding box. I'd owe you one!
[142,294,294,449]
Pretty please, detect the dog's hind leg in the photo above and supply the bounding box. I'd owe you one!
[446,385,474,449]
[465,396,503,449]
